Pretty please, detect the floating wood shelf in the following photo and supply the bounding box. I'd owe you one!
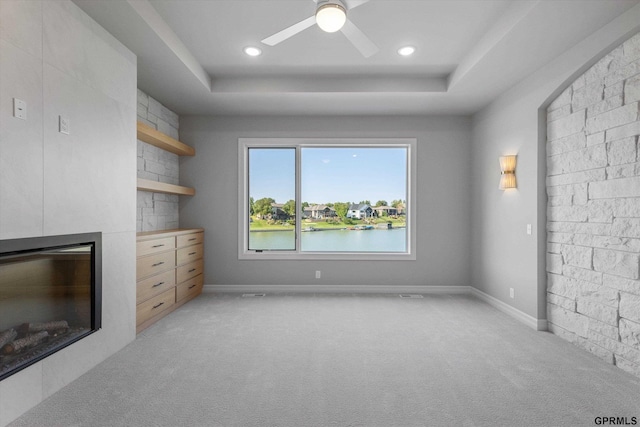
[137,121,195,156]
[137,178,195,196]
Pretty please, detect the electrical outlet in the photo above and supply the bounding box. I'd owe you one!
[315,270,321,279]
[526,224,532,235]
[13,98,26,120]
[59,115,70,135]
[509,288,514,299]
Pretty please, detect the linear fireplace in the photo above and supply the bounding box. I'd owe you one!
[0,232,101,381]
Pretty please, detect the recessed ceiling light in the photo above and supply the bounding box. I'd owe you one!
[244,46,262,57]
[397,46,415,56]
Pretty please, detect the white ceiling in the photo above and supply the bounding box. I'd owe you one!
[73,0,639,116]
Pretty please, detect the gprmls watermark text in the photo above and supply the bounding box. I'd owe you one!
[595,417,637,425]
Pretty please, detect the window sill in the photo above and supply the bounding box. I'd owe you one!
[238,251,416,261]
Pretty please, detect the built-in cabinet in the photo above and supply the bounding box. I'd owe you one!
[136,122,203,333]
[136,228,204,333]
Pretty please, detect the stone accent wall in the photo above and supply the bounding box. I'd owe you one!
[136,89,180,232]
[546,32,640,378]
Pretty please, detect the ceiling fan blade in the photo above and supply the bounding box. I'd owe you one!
[344,0,370,10]
[315,0,369,9]
[340,19,378,58]
[261,16,316,46]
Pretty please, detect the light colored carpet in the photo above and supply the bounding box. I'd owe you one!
[9,291,640,427]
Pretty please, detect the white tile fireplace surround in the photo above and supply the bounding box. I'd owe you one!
[0,1,137,425]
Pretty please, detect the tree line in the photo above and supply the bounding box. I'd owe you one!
[250,197,405,218]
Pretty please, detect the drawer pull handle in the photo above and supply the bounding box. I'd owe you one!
[152,281,165,288]
[188,284,196,289]
[151,244,165,248]
[188,252,197,256]
[188,268,197,273]
[152,262,165,267]
[152,302,164,309]
[188,238,197,241]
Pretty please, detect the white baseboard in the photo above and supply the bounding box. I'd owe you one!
[204,284,470,295]
[202,284,548,331]
[470,288,548,331]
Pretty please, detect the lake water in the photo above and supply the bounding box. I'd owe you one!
[249,228,406,252]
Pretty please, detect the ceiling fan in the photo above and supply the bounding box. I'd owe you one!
[261,0,379,58]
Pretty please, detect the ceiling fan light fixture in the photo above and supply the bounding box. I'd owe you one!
[316,2,347,33]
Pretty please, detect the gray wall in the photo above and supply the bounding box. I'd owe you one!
[471,4,640,321]
[179,115,472,288]
[0,1,137,425]
[546,32,640,378]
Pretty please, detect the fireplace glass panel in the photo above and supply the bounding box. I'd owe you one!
[0,234,100,381]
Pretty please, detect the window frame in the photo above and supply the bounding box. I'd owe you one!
[238,138,417,261]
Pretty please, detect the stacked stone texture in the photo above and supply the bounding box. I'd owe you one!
[546,32,640,378]
[136,89,180,232]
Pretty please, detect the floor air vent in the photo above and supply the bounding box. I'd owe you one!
[399,294,424,298]
[242,293,266,298]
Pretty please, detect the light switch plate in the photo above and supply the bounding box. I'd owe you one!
[13,98,26,120]
[59,115,70,135]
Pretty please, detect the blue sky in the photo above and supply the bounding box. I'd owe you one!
[249,148,295,203]
[249,147,407,205]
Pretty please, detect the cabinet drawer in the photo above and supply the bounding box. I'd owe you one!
[137,250,175,280]
[176,259,203,284]
[137,269,175,303]
[176,274,203,302]
[136,288,175,326]
[137,236,175,257]
[177,232,203,248]
[176,243,203,266]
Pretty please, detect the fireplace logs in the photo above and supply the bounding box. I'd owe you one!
[1,320,71,356]
[0,329,17,349]
[2,331,49,355]
[18,320,69,335]
[0,322,90,379]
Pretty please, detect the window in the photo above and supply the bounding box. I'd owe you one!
[239,138,416,260]
[248,148,296,251]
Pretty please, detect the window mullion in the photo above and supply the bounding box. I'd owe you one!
[295,144,301,254]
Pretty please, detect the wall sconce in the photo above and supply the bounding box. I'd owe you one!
[499,155,517,190]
